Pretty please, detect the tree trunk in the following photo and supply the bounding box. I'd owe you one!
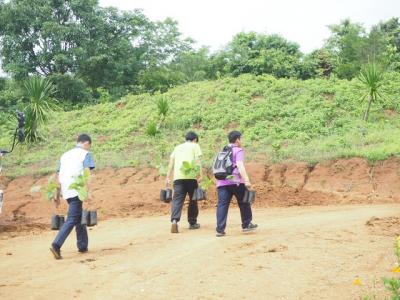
[363,94,373,121]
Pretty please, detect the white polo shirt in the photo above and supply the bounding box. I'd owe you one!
[58,147,89,200]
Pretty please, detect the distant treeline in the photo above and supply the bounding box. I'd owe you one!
[0,0,399,109]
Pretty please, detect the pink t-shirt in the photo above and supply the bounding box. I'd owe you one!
[217,145,245,187]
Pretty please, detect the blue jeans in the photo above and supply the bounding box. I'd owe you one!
[52,197,88,251]
[216,184,252,233]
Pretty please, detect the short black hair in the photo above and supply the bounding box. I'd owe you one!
[228,131,241,143]
[77,134,92,144]
[185,131,199,142]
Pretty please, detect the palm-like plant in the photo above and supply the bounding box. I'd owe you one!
[157,97,169,123]
[155,97,170,131]
[358,62,385,121]
[23,77,57,142]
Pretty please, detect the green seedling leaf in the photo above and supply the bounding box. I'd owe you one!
[182,161,192,170]
[180,160,201,178]
[69,169,90,201]
[33,175,59,201]
[200,176,214,190]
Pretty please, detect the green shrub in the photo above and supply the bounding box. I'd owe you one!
[146,122,159,137]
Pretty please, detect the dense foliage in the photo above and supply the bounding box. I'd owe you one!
[0,0,399,108]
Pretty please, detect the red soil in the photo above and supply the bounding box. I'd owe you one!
[1,157,399,235]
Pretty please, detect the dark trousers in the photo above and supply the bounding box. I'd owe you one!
[216,184,252,233]
[53,196,88,251]
[171,179,199,225]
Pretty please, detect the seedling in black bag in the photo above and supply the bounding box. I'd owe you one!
[31,176,63,229]
[59,215,65,228]
[243,189,256,205]
[192,188,207,201]
[51,214,65,230]
[88,210,97,227]
[81,210,98,227]
[81,210,89,226]
[51,214,59,230]
[160,189,173,203]
[193,176,214,201]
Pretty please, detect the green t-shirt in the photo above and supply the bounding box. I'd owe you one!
[171,142,202,180]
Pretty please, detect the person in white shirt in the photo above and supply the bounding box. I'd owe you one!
[50,134,95,260]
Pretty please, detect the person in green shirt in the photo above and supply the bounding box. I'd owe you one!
[166,132,203,233]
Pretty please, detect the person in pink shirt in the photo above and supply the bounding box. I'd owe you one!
[216,131,258,237]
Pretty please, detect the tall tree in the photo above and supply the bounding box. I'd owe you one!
[0,0,98,78]
[139,17,194,68]
[372,18,400,71]
[214,32,302,78]
[326,19,366,79]
[0,0,193,98]
[76,6,150,92]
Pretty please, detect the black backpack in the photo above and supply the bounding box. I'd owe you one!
[213,146,234,180]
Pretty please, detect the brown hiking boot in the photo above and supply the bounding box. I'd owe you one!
[50,244,62,260]
[171,220,178,233]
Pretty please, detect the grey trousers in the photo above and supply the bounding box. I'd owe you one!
[171,179,199,225]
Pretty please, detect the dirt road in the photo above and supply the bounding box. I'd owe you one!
[1,204,399,300]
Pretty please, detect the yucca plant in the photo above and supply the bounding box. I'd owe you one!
[157,97,169,122]
[358,62,385,121]
[23,76,57,142]
[146,121,159,137]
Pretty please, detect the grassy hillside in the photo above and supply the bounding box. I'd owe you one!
[1,73,400,177]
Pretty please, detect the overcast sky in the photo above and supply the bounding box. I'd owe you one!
[99,0,400,53]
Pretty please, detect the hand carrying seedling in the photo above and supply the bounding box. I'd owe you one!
[69,169,90,202]
[180,160,200,178]
[31,175,61,205]
[199,176,213,190]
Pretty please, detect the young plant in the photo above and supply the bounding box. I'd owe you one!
[395,237,400,265]
[381,237,400,299]
[271,141,282,161]
[383,278,400,300]
[44,175,59,201]
[180,160,200,178]
[30,175,60,201]
[69,169,90,201]
[199,175,214,190]
[358,62,385,121]
[146,121,159,137]
[157,97,169,122]
[156,97,170,131]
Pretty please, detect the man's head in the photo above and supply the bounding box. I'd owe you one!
[228,131,242,146]
[77,134,92,150]
[185,131,199,143]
